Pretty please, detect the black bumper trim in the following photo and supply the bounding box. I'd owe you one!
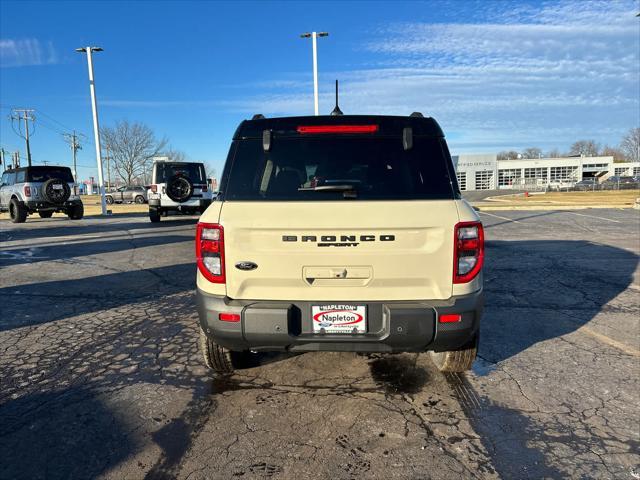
[197,289,483,353]
[24,199,82,210]
[148,199,211,209]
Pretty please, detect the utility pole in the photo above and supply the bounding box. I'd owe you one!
[10,109,35,166]
[76,46,107,216]
[0,148,5,167]
[63,130,84,193]
[103,148,112,191]
[300,32,329,115]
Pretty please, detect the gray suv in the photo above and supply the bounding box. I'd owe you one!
[106,185,148,204]
[0,165,84,223]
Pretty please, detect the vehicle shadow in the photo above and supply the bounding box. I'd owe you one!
[0,216,198,243]
[0,234,192,268]
[0,388,138,480]
[0,287,207,480]
[0,262,195,332]
[480,239,638,364]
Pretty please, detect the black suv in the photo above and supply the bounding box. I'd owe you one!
[0,165,84,223]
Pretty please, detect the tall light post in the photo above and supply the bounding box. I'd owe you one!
[300,32,328,116]
[76,46,108,216]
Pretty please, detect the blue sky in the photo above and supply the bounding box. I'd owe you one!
[1,0,638,181]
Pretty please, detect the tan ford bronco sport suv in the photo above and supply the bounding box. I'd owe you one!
[196,114,484,375]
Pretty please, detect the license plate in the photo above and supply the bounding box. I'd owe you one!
[312,305,367,334]
[52,184,63,190]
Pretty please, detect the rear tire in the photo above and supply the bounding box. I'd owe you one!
[134,195,145,204]
[38,211,54,218]
[9,199,27,223]
[105,195,114,205]
[149,207,161,222]
[429,335,478,372]
[199,327,234,376]
[68,204,84,220]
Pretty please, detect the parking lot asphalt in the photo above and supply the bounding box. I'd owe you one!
[1,209,639,480]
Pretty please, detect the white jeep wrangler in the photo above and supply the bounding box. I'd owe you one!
[196,114,484,375]
[147,160,213,222]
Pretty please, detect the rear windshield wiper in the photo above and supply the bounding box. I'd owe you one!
[298,184,358,198]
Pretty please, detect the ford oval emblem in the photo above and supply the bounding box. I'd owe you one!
[235,261,258,271]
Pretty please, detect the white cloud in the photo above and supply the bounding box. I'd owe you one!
[223,0,639,153]
[0,39,58,67]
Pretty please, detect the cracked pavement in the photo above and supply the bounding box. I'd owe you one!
[0,209,638,479]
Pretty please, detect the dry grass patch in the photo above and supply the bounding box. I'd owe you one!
[484,190,640,207]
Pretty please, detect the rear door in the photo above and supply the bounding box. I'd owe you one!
[219,131,459,302]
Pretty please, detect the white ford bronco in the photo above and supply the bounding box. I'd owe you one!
[196,114,484,375]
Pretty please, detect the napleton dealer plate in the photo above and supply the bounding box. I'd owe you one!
[311,305,367,334]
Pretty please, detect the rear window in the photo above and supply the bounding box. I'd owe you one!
[224,136,457,201]
[155,163,205,183]
[26,167,74,183]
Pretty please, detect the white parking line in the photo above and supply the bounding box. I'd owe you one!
[563,211,621,223]
[478,212,523,224]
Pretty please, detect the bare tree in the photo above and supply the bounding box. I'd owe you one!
[601,145,626,162]
[569,140,599,157]
[522,147,542,159]
[497,150,519,160]
[165,148,187,162]
[202,162,217,180]
[101,121,168,185]
[620,127,640,162]
[546,148,563,158]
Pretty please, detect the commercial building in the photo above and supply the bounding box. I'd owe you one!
[452,154,640,191]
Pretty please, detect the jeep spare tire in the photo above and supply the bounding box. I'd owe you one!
[166,175,194,203]
[42,178,71,204]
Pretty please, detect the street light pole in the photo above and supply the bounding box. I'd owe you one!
[76,46,107,216]
[300,32,328,116]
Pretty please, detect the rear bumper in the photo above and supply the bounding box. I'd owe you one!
[196,288,483,353]
[24,199,82,210]
[149,198,211,209]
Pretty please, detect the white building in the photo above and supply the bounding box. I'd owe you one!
[452,154,640,191]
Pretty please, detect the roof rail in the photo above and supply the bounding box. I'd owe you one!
[409,112,424,118]
[252,114,266,120]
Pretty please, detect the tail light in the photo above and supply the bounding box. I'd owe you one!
[196,223,225,283]
[439,314,462,323]
[24,186,31,197]
[151,184,157,193]
[453,221,484,284]
[297,125,379,134]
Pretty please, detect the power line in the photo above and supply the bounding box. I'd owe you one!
[35,108,76,133]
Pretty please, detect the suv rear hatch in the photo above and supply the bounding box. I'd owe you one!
[217,117,460,302]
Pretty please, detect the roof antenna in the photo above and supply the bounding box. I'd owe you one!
[331,79,343,116]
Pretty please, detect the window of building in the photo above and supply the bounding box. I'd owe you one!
[475,170,494,190]
[456,171,467,191]
[524,167,548,181]
[614,167,629,176]
[583,163,608,169]
[498,169,521,187]
[634,167,640,176]
[550,166,578,181]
